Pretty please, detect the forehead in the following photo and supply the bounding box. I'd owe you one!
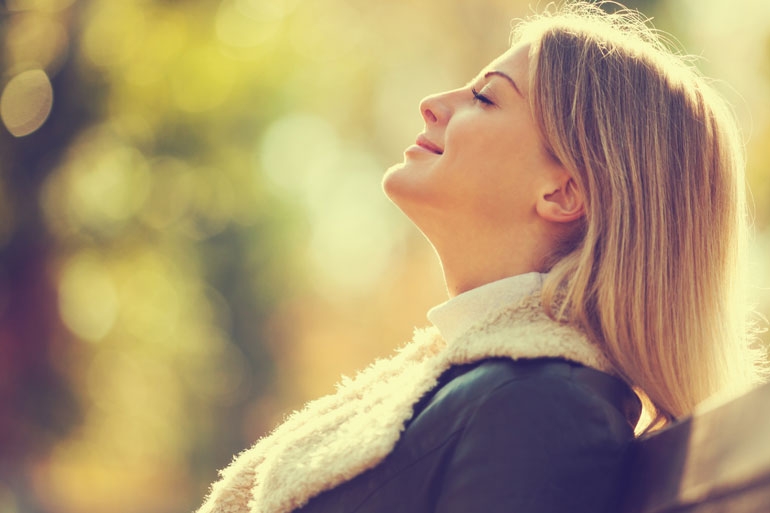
[485,43,531,77]
[481,43,532,94]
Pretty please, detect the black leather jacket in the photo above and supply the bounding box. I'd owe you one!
[295,357,641,513]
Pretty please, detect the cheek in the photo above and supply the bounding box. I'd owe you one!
[484,127,548,184]
[445,121,526,186]
[446,112,531,167]
[444,123,546,219]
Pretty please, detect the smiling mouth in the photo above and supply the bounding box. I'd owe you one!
[416,134,443,154]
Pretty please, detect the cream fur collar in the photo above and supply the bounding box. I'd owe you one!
[196,294,614,513]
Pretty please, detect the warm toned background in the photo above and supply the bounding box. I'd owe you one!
[0,0,768,512]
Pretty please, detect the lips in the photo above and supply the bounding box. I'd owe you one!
[416,134,443,155]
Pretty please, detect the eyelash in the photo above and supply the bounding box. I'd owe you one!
[471,87,494,106]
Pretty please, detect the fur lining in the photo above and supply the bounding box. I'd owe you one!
[196,294,614,513]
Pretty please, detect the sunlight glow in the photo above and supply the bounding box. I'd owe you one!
[58,252,119,342]
[259,113,407,297]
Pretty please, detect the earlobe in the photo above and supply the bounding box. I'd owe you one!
[536,178,584,224]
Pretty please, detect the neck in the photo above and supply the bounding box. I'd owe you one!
[437,248,539,297]
[417,216,551,297]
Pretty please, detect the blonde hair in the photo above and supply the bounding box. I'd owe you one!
[514,2,767,429]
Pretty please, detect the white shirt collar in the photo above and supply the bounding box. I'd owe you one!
[427,272,545,345]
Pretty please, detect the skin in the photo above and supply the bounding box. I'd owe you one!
[382,43,584,297]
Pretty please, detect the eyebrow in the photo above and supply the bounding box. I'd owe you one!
[484,70,523,97]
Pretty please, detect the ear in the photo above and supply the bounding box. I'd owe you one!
[535,175,584,224]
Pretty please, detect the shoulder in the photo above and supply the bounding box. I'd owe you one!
[411,357,638,440]
[408,358,639,513]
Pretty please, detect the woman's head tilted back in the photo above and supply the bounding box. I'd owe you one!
[517,2,766,426]
[383,0,766,429]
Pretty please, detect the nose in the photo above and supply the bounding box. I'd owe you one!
[419,91,451,125]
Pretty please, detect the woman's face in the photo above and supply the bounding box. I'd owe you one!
[383,43,562,240]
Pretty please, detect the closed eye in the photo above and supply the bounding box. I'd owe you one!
[471,87,494,106]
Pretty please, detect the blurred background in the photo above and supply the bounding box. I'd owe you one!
[0,0,768,511]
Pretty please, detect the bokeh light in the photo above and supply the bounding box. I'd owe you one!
[57,251,119,342]
[259,113,409,296]
[0,69,53,137]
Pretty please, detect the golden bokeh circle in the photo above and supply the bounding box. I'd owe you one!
[0,68,54,137]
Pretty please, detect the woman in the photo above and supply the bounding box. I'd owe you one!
[197,2,766,512]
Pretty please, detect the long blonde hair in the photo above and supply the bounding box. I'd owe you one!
[516,2,766,429]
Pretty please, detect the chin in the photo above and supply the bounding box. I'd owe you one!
[381,161,411,204]
[382,166,430,213]
[382,163,439,234]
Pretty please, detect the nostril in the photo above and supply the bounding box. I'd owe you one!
[422,106,438,124]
